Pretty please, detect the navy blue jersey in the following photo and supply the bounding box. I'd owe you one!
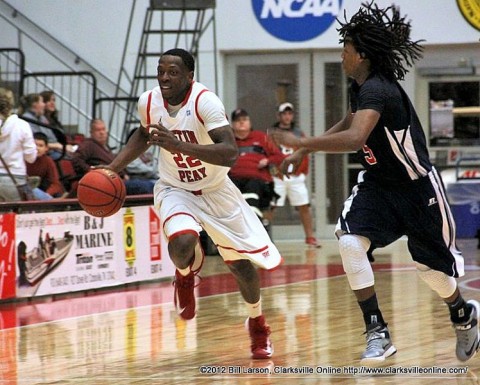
[350,73,432,186]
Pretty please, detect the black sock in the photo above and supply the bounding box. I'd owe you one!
[447,295,471,323]
[358,293,385,328]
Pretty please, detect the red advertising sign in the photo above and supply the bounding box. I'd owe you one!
[149,207,161,261]
[0,213,16,300]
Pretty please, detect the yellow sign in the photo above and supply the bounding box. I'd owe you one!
[457,0,480,31]
[123,207,136,266]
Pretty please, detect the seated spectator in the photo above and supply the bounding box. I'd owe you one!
[72,118,118,176]
[0,88,37,202]
[40,90,63,130]
[228,108,284,236]
[27,132,65,200]
[41,90,77,157]
[18,93,65,160]
[72,119,137,195]
[124,128,158,194]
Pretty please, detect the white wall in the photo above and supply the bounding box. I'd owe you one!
[216,0,479,50]
[2,0,479,97]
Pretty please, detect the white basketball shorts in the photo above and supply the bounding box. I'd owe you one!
[154,178,283,270]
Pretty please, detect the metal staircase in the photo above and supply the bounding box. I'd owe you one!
[116,0,217,143]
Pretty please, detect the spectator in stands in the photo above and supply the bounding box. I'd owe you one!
[41,90,77,157]
[18,93,64,160]
[27,132,65,200]
[124,127,158,194]
[72,118,117,176]
[40,90,63,130]
[228,108,284,236]
[0,88,37,201]
[72,119,138,194]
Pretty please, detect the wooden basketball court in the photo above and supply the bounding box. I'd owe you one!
[1,238,479,384]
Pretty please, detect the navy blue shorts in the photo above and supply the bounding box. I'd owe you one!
[336,169,464,277]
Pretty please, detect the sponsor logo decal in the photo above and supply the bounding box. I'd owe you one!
[457,0,480,31]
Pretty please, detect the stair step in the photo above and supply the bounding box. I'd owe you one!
[138,53,164,57]
[134,75,158,80]
[144,29,199,34]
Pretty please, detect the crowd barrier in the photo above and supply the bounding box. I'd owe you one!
[0,196,175,301]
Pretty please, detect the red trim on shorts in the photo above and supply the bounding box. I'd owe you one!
[223,256,284,271]
[162,212,197,232]
[195,88,209,125]
[146,91,153,125]
[169,229,199,242]
[217,244,269,254]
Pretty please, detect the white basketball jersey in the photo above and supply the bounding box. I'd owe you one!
[138,82,230,192]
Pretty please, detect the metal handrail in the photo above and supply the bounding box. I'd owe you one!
[0,0,125,96]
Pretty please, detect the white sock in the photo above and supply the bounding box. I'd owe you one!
[246,299,262,319]
[177,267,191,276]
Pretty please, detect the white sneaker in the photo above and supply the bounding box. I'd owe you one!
[360,323,397,366]
[454,299,480,362]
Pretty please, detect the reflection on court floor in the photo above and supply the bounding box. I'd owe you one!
[0,239,479,384]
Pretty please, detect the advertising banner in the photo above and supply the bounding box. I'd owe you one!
[115,206,174,283]
[15,206,174,299]
[0,213,17,300]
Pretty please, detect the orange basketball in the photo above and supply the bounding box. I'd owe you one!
[77,168,126,217]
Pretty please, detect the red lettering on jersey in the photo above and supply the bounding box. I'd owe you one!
[183,130,198,144]
[362,145,377,165]
[172,130,199,144]
[170,130,205,183]
[172,153,201,168]
[170,130,202,169]
[178,167,207,183]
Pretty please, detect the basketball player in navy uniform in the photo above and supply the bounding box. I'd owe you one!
[271,3,479,365]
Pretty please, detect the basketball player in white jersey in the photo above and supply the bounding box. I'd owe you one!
[108,48,282,359]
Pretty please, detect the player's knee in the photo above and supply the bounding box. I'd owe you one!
[415,262,457,298]
[168,232,198,267]
[338,234,374,290]
[338,234,371,274]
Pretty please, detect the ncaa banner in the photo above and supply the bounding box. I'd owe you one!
[252,0,343,42]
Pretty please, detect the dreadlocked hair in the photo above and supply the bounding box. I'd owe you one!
[337,1,424,81]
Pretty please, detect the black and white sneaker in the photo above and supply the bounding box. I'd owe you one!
[360,323,397,366]
[454,299,480,362]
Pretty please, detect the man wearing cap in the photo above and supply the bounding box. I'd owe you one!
[272,102,320,247]
[229,108,284,237]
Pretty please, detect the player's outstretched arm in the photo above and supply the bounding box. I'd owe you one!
[108,126,151,174]
[272,109,379,154]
